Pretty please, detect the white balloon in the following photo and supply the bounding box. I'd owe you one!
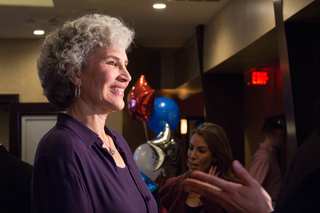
[133,143,162,181]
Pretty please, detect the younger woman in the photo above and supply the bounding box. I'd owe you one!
[159,122,234,213]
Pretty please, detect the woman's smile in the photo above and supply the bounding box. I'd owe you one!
[110,86,125,96]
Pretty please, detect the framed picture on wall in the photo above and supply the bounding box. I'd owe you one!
[21,115,58,165]
[9,103,65,160]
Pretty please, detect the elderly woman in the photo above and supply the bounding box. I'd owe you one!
[159,122,234,213]
[31,14,158,213]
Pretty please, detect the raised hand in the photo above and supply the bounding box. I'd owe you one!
[209,165,220,177]
[183,160,274,213]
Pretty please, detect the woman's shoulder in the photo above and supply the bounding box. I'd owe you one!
[159,173,188,211]
[165,174,185,185]
[44,124,81,143]
[36,125,85,159]
[159,173,186,194]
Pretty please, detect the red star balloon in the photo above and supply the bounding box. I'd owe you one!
[127,75,155,121]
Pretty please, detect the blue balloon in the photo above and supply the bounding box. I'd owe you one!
[148,97,180,134]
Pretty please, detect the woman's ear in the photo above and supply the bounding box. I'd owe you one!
[66,64,81,86]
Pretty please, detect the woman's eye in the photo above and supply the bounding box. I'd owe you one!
[188,146,194,150]
[107,61,116,66]
[199,149,206,154]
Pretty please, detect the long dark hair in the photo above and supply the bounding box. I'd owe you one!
[191,122,234,181]
[180,122,234,192]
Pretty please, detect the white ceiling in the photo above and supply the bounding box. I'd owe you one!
[0,0,230,49]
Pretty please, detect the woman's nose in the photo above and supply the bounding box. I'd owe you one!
[190,150,197,159]
[123,66,132,82]
[119,65,132,83]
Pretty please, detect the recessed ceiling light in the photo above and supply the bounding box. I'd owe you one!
[153,3,166,9]
[34,30,45,35]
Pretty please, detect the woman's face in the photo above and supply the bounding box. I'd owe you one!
[79,46,131,114]
[188,133,213,173]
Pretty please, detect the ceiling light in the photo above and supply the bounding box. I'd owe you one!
[34,30,45,35]
[153,4,166,9]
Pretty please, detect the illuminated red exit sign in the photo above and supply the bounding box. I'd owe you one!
[252,72,269,85]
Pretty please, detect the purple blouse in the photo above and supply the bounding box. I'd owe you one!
[31,113,157,213]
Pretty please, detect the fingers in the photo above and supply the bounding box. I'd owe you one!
[186,161,253,193]
[209,166,216,175]
[184,178,244,213]
[209,166,220,177]
[209,166,214,175]
[232,160,255,186]
[189,170,233,192]
[183,178,221,196]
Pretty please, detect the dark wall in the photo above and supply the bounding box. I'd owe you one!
[178,92,205,119]
[285,23,320,147]
[202,73,245,164]
[177,92,205,174]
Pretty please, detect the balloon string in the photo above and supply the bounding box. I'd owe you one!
[143,120,149,141]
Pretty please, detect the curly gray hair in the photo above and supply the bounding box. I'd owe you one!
[37,14,135,108]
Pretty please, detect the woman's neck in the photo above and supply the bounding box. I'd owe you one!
[186,192,203,207]
[66,102,108,136]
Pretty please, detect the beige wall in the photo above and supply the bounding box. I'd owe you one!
[283,0,314,20]
[174,34,200,88]
[172,0,315,104]
[204,0,275,73]
[0,39,47,103]
[173,0,315,85]
[203,0,314,74]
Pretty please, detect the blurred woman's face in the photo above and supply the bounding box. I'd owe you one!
[79,46,131,114]
[188,133,213,173]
